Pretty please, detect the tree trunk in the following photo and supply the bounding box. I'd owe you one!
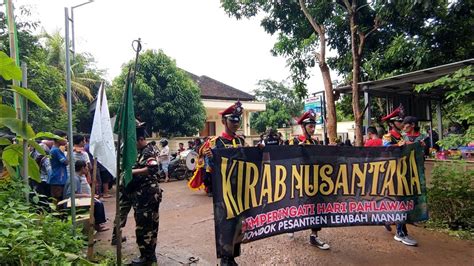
[298,0,337,144]
[349,11,364,147]
[319,62,337,143]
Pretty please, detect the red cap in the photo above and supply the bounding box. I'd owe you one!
[296,110,316,125]
[219,101,243,117]
[381,105,404,122]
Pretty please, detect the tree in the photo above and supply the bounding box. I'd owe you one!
[337,1,380,146]
[253,79,303,117]
[41,31,99,103]
[416,66,474,149]
[109,50,206,137]
[250,79,303,133]
[359,0,474,81]
[336,94,354,122]
[221,0,338,143]
[1,30,101,132]
[326,1,472,145]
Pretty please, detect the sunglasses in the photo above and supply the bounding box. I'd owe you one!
[226,117,241,123]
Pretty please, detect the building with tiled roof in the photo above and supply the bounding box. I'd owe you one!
[185,71,265,138]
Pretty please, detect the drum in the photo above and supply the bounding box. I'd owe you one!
[179,149,192,160]
[185,151,198,171]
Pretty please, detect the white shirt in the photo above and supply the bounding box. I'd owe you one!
[159,146,170,163]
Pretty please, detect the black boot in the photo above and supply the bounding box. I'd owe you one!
[220,256,238,266]
[131,255,157,265]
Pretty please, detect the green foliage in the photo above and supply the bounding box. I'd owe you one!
[10,85,52,112]
[0,104,17,118]
[1,26,103,132]
[416,66,474,108]
[250,79,303,133]
[0,48,54,182]
[25,57,68,131]
[335,94,387,122]
[427,162,474,232]
[251,100,293,134]
[0,138,12,145]
[362,35,431,80]
[336,94,354,121]
[355,1,474,82]
[416,66,474,149]
[0,51,22,80]
[110,49,206,137]
[221,0,332,98]
[0,180,87,264]
[254,79,304,115]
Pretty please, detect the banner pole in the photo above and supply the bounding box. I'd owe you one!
[87,158,97,260]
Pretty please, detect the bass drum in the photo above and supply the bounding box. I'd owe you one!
[178,149,192,160]
[185,151,199,171]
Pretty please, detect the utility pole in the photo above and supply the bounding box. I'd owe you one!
[64,7,76,232]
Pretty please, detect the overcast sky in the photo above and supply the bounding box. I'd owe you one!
[15,0,335,94]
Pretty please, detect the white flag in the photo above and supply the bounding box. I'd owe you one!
[90,83,117,177]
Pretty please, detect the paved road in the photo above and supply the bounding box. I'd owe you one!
[94,181,474,265]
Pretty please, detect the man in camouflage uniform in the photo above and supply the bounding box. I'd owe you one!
[288,110,330,250]
[111,186,132,245]
[129,125,162,265]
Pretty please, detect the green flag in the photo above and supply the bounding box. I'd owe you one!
[119,80,137,187]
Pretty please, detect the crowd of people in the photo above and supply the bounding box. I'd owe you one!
[22,100,436,265]
[29,131,115,232]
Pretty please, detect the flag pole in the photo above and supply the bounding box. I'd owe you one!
[115,38,142,265]
[115,67,132,266]
[87,158,97,260]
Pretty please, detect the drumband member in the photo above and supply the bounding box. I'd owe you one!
[381,106,405,146]
[214,101,246,266]
[128,124,163,265]
[288,110,330,250]
[289,110,320,145]
[188,101,246,195]
[188,101,245,265]
[211,100,246,149]
[380,107,420,246]
[389,115,425,247]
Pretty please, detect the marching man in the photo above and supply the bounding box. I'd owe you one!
[288,110,330,250]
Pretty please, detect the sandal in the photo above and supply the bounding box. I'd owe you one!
[102,194,112,198]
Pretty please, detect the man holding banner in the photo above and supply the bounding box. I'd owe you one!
[201,101,246,266]
[288,110,330,250]
[381,108,419,246]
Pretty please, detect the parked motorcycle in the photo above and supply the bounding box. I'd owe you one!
[157,150,197,181]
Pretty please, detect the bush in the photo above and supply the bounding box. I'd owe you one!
[427,162,474,231]
[0,178,88,264]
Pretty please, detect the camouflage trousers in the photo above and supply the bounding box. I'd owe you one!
[133,182,162,258]
[112,186,133,241]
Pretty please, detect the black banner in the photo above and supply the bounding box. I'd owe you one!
[211,144,428,258]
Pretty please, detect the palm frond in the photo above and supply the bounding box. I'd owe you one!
[59,96,67,111]
[71,81,93,101]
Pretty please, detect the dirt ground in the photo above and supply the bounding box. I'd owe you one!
[94,180,474,265]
